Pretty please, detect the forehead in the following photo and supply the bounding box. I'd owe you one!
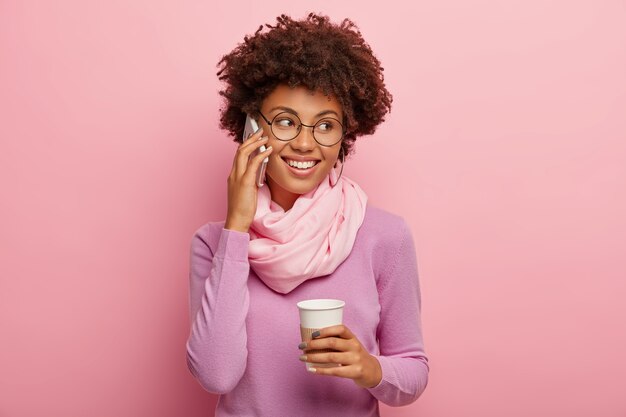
[262,84,343,118]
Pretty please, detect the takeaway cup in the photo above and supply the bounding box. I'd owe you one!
[297,299,345,370]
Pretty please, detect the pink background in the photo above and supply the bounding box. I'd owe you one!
[1,1,625,416]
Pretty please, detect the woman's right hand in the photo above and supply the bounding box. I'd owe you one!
[224,128,273,233]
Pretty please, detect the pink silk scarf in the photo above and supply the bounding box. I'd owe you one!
[248,168,368,294]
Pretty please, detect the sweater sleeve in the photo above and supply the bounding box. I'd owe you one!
[366,219,429,406]
[185,226,251,394]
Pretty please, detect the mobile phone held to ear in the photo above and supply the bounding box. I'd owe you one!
[242,114,268,187]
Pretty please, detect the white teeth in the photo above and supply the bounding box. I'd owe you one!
[286,159,317,169]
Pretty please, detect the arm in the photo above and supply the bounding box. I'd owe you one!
[185,226,251,394]
[366,219,430,406]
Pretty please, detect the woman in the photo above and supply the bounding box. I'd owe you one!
[186,13,429,417]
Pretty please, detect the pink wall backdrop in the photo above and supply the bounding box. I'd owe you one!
[1,1,625,416]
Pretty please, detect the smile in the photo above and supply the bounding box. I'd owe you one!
[284,159,319,169]
[281,157,320,177]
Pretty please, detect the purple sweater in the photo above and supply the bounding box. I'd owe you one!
[186,204,429,416]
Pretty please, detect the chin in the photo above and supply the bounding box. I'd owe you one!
[278,177,320,194]
[267,170,330,195]
[286,182,320,195]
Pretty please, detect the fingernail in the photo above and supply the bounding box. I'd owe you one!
[311,331,320,338]
[258,135,267,141]
[298,342,307,349]
[299,355,307,361]
[307,367,317,373]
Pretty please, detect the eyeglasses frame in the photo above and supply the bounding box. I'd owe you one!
[257,110,345,147]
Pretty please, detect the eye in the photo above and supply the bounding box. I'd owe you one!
[316,120,336,132]
[275,117,297,128]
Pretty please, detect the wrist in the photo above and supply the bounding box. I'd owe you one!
[224,218,250,233]
[358,354,383,388]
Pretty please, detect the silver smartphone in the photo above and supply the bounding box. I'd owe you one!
[242,114,268,187]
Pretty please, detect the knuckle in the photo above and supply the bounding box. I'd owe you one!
[327,338,337,349]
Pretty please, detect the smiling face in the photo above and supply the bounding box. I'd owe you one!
[258,84,344,211]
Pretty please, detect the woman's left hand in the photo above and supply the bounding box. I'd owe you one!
[298,324,382,388]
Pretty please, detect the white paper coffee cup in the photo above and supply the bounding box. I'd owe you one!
[297,299,345,370]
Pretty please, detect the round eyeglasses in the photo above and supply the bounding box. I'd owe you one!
[258,110,344,147]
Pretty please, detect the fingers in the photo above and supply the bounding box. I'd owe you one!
[303,335,353,353]
[231,131,270,179]
[305,354,382,389]
[244,126,264,143]
[300,325,361,364]
[312,324,355,341]
[230,127,263,172]
[297,324,381,387]
[300,350,358,366]
[241,145,273,184]
[306,364,363,380]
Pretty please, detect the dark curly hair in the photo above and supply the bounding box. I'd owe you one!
[216,13,393,158]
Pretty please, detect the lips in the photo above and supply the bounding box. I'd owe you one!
[285,160,319,169]
[280,157,320,177]
[281,156,321,163]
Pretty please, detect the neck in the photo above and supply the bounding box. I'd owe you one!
[265,181,300,212]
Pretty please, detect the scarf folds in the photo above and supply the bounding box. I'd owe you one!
[248,169,367,294]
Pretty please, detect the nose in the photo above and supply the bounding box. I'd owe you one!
[289,125,317,151]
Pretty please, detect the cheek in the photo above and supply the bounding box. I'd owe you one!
[266,140,286,169]
[324,147,342,165]
[267,136,285,153]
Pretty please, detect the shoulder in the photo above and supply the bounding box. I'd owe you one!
[355,205,420,295]
[356,203,414,272]
[359,203,412,243]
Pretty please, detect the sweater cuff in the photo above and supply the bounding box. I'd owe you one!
[215,228,250,262]
[366,355,399,400]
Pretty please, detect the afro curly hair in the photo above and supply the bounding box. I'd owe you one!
[216,12,393,158]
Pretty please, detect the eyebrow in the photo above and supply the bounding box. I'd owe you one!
[268,106,340,118]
